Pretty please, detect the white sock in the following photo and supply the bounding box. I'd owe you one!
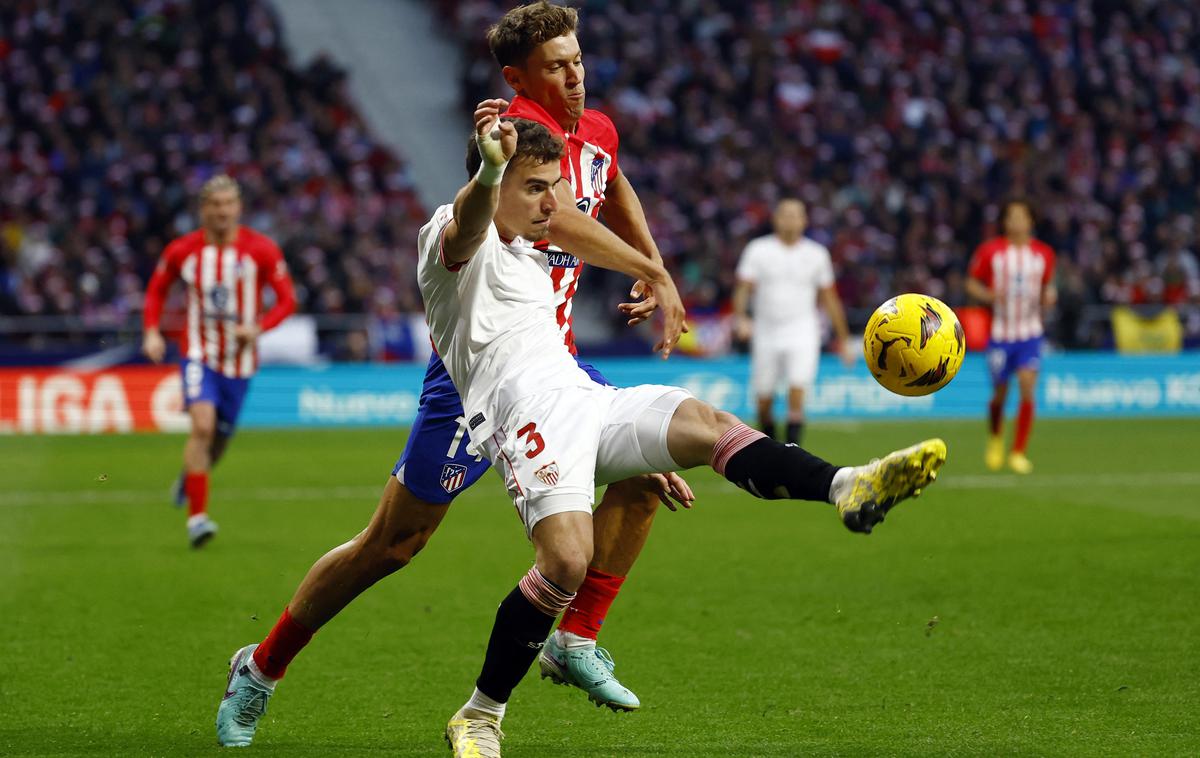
[554,629,596,651]
[186,513,209,528]
[464,687,506,721]
[244,654,278,689]
[828,466,855,504]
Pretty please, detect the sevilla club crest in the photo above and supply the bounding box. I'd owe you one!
[534,462,560,487]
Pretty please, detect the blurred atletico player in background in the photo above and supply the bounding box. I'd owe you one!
[142,175,296,547]
[967,199,1056,474]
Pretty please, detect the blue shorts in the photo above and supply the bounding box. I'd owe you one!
[987,338,1042,385]
[180,360,250,436]
[393,354,609,505]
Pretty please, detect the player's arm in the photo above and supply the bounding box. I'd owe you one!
[966,244,995,305]
[141,244,181,363]
[599,169,665,325]
[442,101,518,266]
[1041,246,1058,310]
[731,278,754,342]
[235,245,297,348]
[819,284,855,366]
[545,183,686,356]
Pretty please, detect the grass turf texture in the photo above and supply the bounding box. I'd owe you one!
[1,418,1197,757]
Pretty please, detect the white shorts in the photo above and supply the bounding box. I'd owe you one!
[751,339,819,397]
[478,383,691,536]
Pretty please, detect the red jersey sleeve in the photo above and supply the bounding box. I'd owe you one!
[256,237,296,331]
[143,239,187,330]
[968,240,996,287]
[1035,240,1056,285]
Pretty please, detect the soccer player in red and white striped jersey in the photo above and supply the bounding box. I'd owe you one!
[142,175,296,547]
[967,199,1056,474]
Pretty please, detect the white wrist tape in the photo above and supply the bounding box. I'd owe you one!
[475,159,508,187]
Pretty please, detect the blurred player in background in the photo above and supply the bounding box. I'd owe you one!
[142,175,296,547]
[733,199,853,446]
[967,199,1056,474]
[214,4,692,748]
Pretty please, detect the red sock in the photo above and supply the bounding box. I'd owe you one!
[557,568,626,640]
[1013,399,1035,453]
[988,398,1004,436]
[184,472,208,518]
[253,607,315,680]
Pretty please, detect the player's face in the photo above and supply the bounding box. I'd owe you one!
[200,189,242,237]
[1004,204,1033,238]
[511,34,585,127]
[773,201,807,238]
[498,159,562,241]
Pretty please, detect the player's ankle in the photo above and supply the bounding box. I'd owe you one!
[554,629,596,650]
[827,466,855,504]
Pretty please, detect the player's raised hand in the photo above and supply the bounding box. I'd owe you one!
[650,275,688,359]
[474,98,516,166]
[142,329,166,364]
[618,280,658,326]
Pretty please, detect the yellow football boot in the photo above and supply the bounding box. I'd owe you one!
[1008,451,1033,475]
[836,438,947,534]
[985,436,1005,471]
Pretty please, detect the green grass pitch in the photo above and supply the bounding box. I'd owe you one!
[2,418,1198,756]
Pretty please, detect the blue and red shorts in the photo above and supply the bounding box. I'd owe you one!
[180,360,250,436]
[392,353,609,505]
[986,337,1042,386]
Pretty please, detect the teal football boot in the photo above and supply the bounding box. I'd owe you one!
[538,635,640,711]
[216,644,275,747]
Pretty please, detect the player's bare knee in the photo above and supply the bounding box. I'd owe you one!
[537,547,590,592]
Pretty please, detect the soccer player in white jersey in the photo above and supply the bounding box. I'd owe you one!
[434,113,947,757]
[733,199,853,446]
[142,176,295,547]
[967,199,1057,474]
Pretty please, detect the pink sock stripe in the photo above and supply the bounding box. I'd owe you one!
[518,567,576,617]
[711,424,768,475]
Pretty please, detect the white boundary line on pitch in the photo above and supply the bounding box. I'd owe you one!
[5,472,1200,507]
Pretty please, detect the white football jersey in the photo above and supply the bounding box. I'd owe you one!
[417,204,592,444]
[735,234,834,340]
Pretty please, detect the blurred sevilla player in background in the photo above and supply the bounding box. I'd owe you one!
[967,199,1056,475]
[142,175,296,547]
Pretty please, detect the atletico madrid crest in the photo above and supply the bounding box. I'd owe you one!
[534,462,560,487]
[440,463,468,494]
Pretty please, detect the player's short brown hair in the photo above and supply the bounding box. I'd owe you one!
[465,118,564,179]
[487,1,579,68]
[1000,198,1034,227]
[199,174,240,202]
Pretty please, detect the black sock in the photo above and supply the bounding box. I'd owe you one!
[723,438,840,502]
[786,422,804,446]
[475,584,559,703]
[758,417,777,441]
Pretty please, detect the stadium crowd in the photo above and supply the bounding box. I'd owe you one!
[447,0,1200,346]
[0,0,427,357]
[3,0,1200,352]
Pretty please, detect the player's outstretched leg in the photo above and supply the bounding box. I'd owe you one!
[667,399,946,533]
[216,644,275,747]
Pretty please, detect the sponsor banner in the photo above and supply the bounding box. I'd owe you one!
[3,353,1199,434]
[0,366,187,434]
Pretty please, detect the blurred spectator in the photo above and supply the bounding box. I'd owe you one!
[0,0,426,346]
[445,0,1200,344]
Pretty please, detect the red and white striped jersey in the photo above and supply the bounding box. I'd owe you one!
[505,96,619,355]
[968,237,1056,342]
[143,227,296,378]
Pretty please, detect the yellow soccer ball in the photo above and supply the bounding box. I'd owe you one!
[863,293,965,397]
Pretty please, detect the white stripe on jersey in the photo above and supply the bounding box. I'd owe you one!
[221,247,239,377]
[182,256,203,362]
[992,243,1046,342]
[201,245,221,367]
[239,256,258,377]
